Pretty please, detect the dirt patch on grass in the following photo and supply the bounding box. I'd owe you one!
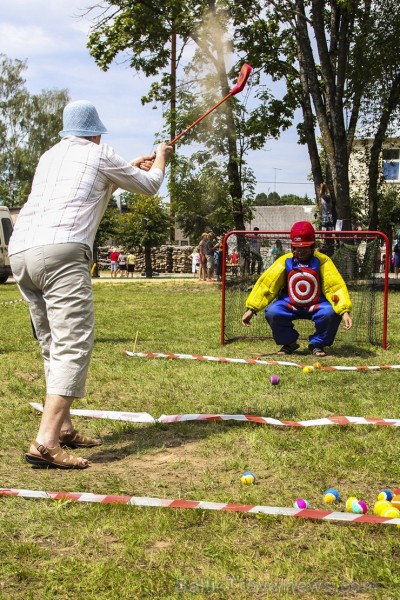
[88,437,212,479]
[15,371,41,382]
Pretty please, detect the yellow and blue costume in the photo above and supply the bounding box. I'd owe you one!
[245,250,352,348]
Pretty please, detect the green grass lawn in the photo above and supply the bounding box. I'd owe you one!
[1,280,400,599]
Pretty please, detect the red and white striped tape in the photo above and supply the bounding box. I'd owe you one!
[29,403,155,423]
[125,350,301,368]
[29,403,400,428]
[125,350,400,372]
[1,488,399,526]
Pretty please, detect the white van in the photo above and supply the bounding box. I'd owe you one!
[0,206,13,284]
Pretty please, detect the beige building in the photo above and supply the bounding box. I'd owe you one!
[349,137,400,193]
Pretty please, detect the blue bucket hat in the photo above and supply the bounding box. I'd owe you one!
[59,100,108,138]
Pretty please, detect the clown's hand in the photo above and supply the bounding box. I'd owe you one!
[242,309,255,327]
[342,312,352,330]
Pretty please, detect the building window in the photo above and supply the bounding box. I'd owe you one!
[383,149,400,181]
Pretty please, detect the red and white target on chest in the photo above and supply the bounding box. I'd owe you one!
[287,267,321,307]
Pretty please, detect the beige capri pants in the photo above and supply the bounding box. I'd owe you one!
[10,243,94,398]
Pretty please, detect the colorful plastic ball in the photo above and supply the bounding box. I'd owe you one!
[293,498,309,509]
[382,507,400,519]
[391,495,400,510]
[373,500,393,516]
[345,496,359,512]
[270,375,280,385]
[323,488,340,504]
[302,366,313,373]
[351,500,368,514]
[331,294,339,303]
[241,471,256,485]
[378,489,393,502]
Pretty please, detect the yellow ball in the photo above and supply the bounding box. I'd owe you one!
[382,507,400,519]
[345,496,358,512]
[323,493,336,504]
[313,362,322,369]
[241,471,255,485]
[373,500,393,516]
[391,495,400,510]
[302,366,313,373]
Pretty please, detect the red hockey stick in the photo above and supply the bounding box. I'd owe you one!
[168,63,253,145]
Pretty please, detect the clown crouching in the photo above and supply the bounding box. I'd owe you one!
[241,221,352,358]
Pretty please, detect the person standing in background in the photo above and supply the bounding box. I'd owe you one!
[393,242,400,278]
[271,239,284,262]
[191,247,200,277]
[127,251,136,277]
[318,182,335,231]
[215,238,223,282]
[230,248,239,277]
[118,251,127,277]
[110,247,120,278]
[249,227,263,275]
[205,232,216,281]
[198,232,208,281]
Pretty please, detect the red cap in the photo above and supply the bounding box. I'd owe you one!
[290,221,315,247]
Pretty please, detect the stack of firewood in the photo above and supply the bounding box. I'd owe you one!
[126,246,194,273]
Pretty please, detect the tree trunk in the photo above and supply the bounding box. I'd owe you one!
[296,46,324,202]
[294,0,353,230]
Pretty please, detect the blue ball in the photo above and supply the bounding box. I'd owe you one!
[377,489,393,502]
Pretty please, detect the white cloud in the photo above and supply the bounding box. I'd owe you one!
[0,23,62,56]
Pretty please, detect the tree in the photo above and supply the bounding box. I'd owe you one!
[233,0,400,230]
[173,154,253,242]
[354,0,400,229]
[280,193,314,205]
[254,192,268,206]
[377,185,400,245]
[117,193,172,277]
[0,54,69,206]
[266,191,281,205]
[86,1,290,247]
[87,0,400,234]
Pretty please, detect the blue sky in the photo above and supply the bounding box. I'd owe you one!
[1,0,316,200]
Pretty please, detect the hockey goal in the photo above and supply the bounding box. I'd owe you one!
[221,230,389,348]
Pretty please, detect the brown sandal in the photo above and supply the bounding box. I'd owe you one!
[59,429,102,449]
[308,344,327,357]
[25,440,89,469]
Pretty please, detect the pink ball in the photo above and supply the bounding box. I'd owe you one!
[294,498,309,509]
[270,375,280,385]
[356,500,368,514]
